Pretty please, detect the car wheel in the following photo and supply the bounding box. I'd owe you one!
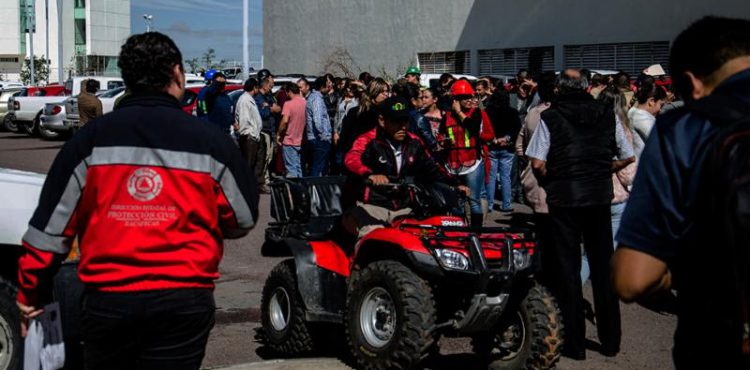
[36,119,61,140]
[0,278,21,370]
[2,116,19,133]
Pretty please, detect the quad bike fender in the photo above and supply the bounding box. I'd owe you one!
[354,230,445,279]
[284,238,348,323]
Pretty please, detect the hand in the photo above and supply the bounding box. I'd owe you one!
[457,185,471,196]
[333,132,340,145]
[368,174,389,185]
[17,301,44,337]
[233,123,240,132]
[271,103,281,113]
[451,99,462,115]
[494,137,509,146]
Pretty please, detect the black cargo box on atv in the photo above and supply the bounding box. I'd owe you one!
[265,176,347,246]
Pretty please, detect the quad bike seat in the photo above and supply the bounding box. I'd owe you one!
[269,176,346,240]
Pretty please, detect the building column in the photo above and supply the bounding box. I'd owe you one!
[470,49,479,76]
[554,44,564,71]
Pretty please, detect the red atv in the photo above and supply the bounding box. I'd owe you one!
[260,176,563,370]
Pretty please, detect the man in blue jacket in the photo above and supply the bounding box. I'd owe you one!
[199,72,233,135]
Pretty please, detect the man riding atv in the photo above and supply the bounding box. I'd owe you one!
[260,98,562,370]
[343,96,470,238]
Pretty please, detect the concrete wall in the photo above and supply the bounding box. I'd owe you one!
[86,0,130,57]
[263,0,750,76]
[0,0,22,77]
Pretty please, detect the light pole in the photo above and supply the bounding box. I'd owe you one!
[242,0,249,80]
[143,14,153,32]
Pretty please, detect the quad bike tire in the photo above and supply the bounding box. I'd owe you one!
[472,283,563,370]
[0,278,21,370]
[260,259,315,356]
[346,260,436,370]
[2,116,18,133]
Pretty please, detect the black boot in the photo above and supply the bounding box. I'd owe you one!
[470,213,483,232]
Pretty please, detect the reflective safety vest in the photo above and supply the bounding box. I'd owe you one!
[442,109,493,175]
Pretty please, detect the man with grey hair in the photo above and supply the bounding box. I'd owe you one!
[525,68,635,360]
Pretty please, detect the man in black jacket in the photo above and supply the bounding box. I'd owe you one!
[526,69,634,360]
[343,97,467,238]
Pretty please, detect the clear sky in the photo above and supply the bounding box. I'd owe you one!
[130,0,263,66]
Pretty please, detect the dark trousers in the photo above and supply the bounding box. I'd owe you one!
[81,288,215,370]
[547,205,621,354]
[238,134,260,171]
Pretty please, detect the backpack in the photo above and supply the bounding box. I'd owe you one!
[688,92,750,356]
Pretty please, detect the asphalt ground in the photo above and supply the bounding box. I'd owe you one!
[0,130,677,369]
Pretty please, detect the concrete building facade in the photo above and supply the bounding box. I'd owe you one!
[0,0,130,84]
[263,0,750,77]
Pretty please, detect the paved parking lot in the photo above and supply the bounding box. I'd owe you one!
[0,131,677,369]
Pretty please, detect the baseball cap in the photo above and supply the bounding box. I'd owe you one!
[380,97,410,121]
[257,69,274,80]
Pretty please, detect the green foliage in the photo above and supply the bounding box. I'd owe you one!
[20,55,49,85]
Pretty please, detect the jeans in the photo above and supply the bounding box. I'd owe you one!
[461,164,485,215]
[81,289,215,370]
[611,201,627,247]
[306,139,331,177]
[484,150,514,210]
[283,145,303,178]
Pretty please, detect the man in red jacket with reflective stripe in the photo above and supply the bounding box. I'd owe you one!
[16,32,259,370]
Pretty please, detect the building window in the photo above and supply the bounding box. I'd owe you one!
[417,51,471,74]
[0,57,19,63]
[74,19,86,46]
[563,41,670,76]
[75,0,85,8]
[478,47,554,76]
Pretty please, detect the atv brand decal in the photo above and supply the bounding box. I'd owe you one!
[441,220,465,227]
[127,167,163,202]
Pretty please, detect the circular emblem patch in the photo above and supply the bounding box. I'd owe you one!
[127,167,163,202]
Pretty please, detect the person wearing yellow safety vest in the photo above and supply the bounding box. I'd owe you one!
[439,79,495,229]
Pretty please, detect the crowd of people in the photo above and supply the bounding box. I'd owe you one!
[195,51,686,360]
[13,15,750,370]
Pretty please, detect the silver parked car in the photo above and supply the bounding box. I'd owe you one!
[38,102,67,140]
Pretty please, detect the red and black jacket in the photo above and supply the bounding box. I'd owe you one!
[344,128,457,210]
[17,93,259,307]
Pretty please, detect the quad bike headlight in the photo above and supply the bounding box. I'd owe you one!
[512,249,532,270]
[435,249,470,271]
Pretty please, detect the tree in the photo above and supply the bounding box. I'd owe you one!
[320,46,359,78]
[202,48,216,71]
[20,55,49,85]
[186,58,200,74]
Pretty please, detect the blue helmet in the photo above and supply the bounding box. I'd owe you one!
[204,69,217,81]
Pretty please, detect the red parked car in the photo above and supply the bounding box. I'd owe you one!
[26,84,66,97]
